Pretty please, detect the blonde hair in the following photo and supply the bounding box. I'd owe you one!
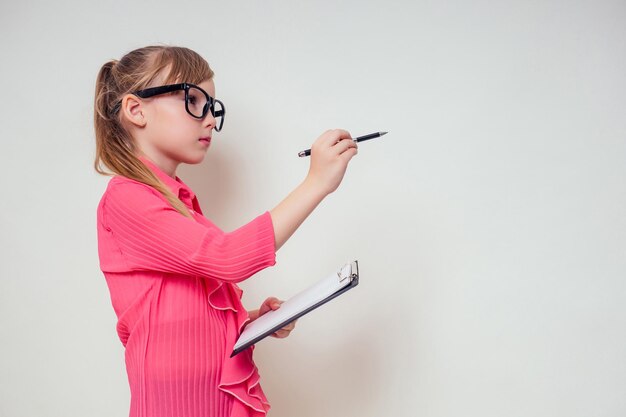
[94,45,215,218]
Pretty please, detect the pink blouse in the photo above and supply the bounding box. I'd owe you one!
[97,157,276,417]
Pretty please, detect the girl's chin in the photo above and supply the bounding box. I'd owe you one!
[183,153,208,165]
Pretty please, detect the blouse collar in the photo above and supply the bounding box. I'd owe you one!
[138,156,198,209]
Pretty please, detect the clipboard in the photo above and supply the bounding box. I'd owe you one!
[232,260,360,357]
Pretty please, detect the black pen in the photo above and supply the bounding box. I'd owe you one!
[298,131,388,157]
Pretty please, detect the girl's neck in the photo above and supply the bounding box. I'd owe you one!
[138,154,178,179]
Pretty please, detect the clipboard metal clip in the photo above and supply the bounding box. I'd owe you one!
[337,260,359,283]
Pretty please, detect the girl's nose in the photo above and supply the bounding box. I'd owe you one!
[203,111,216,131]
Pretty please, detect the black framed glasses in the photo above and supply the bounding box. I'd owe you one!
[133,83,225,131]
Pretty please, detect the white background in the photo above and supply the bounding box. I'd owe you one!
[1,1,625,416]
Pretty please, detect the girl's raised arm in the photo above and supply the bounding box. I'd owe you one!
[270,129,357,251]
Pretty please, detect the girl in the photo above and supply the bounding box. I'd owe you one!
[94,45,357,417]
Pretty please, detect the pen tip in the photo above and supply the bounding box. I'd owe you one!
[380,131,388,136]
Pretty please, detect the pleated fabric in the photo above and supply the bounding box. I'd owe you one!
[97,157,276,417]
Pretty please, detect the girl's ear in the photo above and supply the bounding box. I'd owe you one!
[120,94,147,128]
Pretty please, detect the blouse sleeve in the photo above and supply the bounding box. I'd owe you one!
[98,180,276,282]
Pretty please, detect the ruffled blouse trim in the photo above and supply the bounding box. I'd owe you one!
[207,279,271,417]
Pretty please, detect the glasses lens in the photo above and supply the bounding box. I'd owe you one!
[186,86,209,118]
[212,99,225,131]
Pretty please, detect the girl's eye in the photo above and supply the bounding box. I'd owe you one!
[187,97,197,105]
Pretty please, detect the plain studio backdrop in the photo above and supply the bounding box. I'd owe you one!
[1,1,625,416]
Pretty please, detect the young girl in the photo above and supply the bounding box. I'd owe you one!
[94,45,357,417]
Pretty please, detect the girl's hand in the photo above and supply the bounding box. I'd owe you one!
[250,297,297,339]
[305,129,358,196]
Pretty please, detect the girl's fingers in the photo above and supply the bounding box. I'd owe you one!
[327,129,352,143]
[270,319,297,338]
[259,297,283,316]
[334,138,358,155]
[272,329,290,338]
[319,129,352,148]
[339,146,358,162]
[282,321,296,331]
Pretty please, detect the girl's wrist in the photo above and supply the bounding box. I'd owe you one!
[302,174,330,200]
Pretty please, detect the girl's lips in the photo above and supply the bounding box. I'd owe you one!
[199,137,211,145]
